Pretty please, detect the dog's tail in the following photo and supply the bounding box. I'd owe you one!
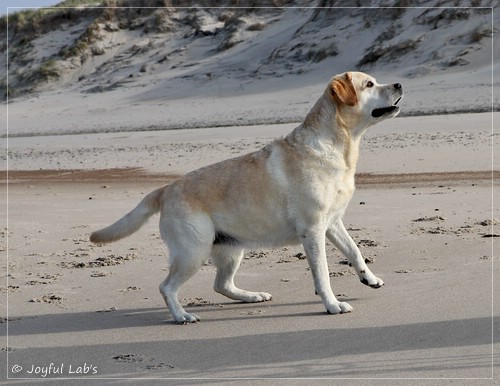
[89,186,165,244]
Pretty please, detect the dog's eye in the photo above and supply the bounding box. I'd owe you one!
[366,81,374,88]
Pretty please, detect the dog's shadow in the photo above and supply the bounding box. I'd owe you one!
[5,306,496,379]
[4,296,361,335]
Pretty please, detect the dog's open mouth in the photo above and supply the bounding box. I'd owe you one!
[371,96,402,118]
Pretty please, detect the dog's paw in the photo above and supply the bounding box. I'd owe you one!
[248,292,272,302]
[360,275,384,289]
[174,312,200,324]
[326,301,353,315]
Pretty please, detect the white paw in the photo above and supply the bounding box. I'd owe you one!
[361,274,384,289]
[247,292,272,302]
[174,312,200,324]
[326,301,353,315]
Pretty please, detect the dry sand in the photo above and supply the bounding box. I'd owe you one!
[2,3,499,384]
[1,113,499,384]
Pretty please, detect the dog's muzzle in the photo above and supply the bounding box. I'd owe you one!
[371,83,403,118]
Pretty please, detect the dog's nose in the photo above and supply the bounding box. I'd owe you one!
[394,83,402,90]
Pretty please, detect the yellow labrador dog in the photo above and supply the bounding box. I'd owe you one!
[90,71,403,324]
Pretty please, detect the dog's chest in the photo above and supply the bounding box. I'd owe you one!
[268,142,357,215]
[325,172,355,213]
[298,168,356,220]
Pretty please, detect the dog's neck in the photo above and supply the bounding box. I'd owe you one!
[287,95,362,172]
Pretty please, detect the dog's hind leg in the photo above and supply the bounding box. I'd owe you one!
[212,246,272,302]
[326,219,384,289]
[159,215,212,324]
[159,256,204,324]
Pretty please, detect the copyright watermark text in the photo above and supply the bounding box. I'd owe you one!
[11,362,98,377]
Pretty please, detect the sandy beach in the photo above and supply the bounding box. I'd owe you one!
[2,111,499,383]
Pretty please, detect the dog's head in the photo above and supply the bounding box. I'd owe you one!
[329,71,403,132]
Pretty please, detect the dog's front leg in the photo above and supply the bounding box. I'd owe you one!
[301,227,353,314]
[326,219,384,288]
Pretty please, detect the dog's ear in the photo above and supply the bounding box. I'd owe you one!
[330,72,358,107]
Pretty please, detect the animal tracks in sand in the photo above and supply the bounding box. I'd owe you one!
[411,217,497,238]
[112,353,175,371]
[395,216,496,275]
[29,293,64,304]
[59,253,138,269]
